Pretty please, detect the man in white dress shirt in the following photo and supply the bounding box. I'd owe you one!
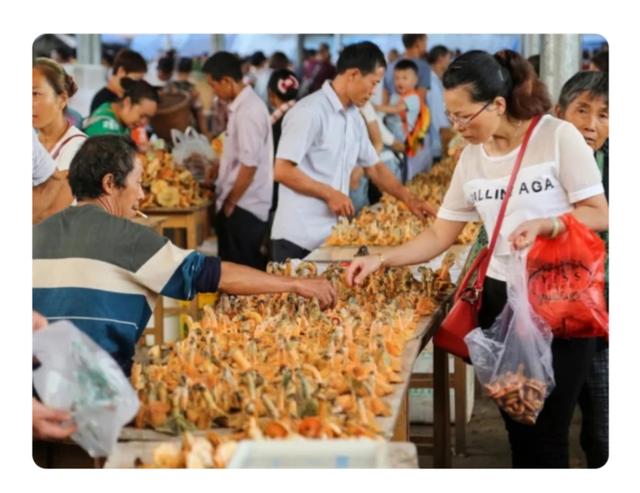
[270,41,434,261]
[203,52,274,269]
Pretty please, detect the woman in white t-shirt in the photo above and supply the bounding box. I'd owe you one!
[33,58,87,172]
[347,50,608,468]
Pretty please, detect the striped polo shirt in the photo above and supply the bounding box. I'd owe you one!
[33,204,220,374]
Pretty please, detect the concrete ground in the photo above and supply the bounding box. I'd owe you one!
[412,388,586,468]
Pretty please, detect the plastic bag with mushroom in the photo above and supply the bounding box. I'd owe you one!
[464,251,555,425]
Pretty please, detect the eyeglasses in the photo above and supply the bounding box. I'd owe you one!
[445,101,493,128]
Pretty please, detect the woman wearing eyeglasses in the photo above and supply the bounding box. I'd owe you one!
[347,49,608,468]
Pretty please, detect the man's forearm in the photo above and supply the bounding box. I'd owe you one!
[218,261,299,295]
[366,121,384,154]
[225,164,257,205]
[274,159,334,201]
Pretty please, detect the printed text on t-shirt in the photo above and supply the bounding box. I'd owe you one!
[470,178,556,203]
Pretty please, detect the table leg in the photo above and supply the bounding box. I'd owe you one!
[392,389,409,441]
[454,356,467,456]
[186,214,198,250]
[433,346,452,467]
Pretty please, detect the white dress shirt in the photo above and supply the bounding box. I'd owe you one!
[215,86,274,222]
[271,81,380,250]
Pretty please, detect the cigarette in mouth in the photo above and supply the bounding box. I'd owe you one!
[135,209,148,219]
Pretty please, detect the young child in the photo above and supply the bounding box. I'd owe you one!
[555,70,609,469]
[375,59,430,157]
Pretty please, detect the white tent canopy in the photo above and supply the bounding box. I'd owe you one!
[98,33,606,62]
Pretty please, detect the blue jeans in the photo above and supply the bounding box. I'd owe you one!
[350,176,370,215]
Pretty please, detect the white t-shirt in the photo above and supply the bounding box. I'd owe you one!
[252,67,272,106]
[32,129,56,186]
[271,81,380,251]
[438,115,604,281]
[50,125,87,171]
[215,86,274,222]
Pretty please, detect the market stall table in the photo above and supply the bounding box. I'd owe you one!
[105,440,419,468]
[118,243,471,468]
[307,243,472,467]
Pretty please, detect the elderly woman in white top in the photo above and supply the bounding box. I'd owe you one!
[33,58,87,171]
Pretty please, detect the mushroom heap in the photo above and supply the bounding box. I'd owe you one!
[138,150,210,209]
[325,155,480,247]
[131,258,456,441]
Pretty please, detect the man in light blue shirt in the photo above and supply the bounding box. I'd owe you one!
[270,42,435,261]
[426,45,453,162]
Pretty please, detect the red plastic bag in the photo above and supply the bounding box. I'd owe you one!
[526,213,608,339]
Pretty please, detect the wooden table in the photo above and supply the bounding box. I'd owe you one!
[132,215,168,232]
[142,202,212,250]
[132,215,168,346]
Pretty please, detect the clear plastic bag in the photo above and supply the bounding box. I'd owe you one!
[465,251,555,425]
[171,127,216,181]
[32,320,139,458]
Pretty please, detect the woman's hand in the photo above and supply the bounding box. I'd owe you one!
[33,398,76,440]
[33,312,48,331]
[346,255,383,287]
[508,218,554,250]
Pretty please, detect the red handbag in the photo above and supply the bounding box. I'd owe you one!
[434,115,542,360]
